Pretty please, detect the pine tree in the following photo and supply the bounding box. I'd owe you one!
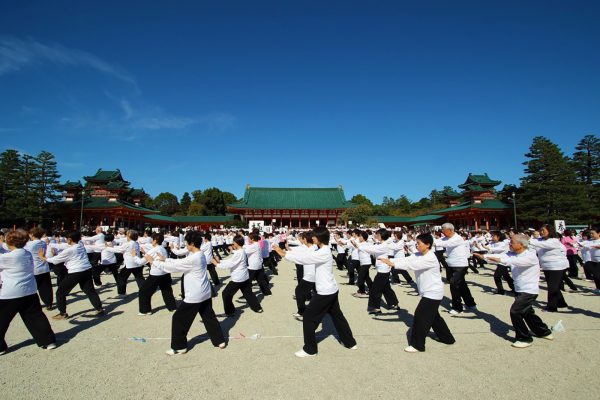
[18,153,39,224]
[571,134,600,222]
[180,192,191,214]
[33,151,62,224]
[0,149,22,224]
[519,136,583,224]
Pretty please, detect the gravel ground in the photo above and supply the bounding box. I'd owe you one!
[1,259,599,400]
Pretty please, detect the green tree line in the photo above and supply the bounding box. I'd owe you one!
[342,135,599,226]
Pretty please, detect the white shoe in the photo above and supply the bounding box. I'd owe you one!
[218,343,227,349]
[43,343,57,350]
[137,312,152,316]
[292,313,303,321]
[94,284,102,289]
[511,341,532,348]
[540,333,554,340]
[448,309,461,316]
[349,345,358,350]
[294,349,316,358]
[165,348,188,356]
[404,346,419,353]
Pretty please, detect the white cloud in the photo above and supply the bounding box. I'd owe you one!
[0,36,138,89]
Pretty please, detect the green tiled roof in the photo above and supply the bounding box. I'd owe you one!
[228,187,355,210]
[144,214,235,223]
[443,189,461,197]
[84,169,127,183]
[129,188,146,197]
[376,214,443,224]
[105,181,129,189]
[431,199,510,213]
[460,184,491,192]
[458,173,501,189]
[69,197,156,212]
[63,180,82,189]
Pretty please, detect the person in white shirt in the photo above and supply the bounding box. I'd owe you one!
[40,231,104,320]
[344,231,359,286]
[435,223,477,315]
[87,232,121,286]
[529,224,571,312]
[202,233,221,286]
[291,232,316,320]
[115,230,146,296]
[24,227,53,309]
[245,233,271,296]
[351,230,373,298]
[478,234,553,348]
[0,229,56,354]
[136,233,177,315]
[353,228,399,315]
[389,230,414,285]
[380,233,455,353]
[145,231,226,355]
[580,229,600,293]
[334,231,348,272]
[48,231,69,286]
[212,235,263,316]
[273,227,357,357]
[484,231,515,295]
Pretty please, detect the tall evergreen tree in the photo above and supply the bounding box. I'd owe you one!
[519,136,583,224]
[0,149,21,223]
[571,134,600,222]
[180,192,191,214]
[18,153,38,223]
[33,151,62,224]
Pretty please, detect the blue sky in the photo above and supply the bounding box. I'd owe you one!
[1,1,598,203]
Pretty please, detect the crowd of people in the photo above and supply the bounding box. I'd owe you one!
[1,222,599,356]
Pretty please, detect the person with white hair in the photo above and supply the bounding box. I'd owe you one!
[434,223,477,315]
[477,234,553,348]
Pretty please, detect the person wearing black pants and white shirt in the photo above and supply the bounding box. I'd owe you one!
[41,231,104,320]
[434,223,476,315]
[145,231,226,355]
[334,232,348,272]
[485,231,514,295]
[245,233,271,296]
[351,230,373,299]
[353,228,399,315]
[580,229,600,293]
[212,235,263,316]
[136,233,177,315]
[202,234,220,287]
[273,227,357,357]
[0,229,56,354]
[389,231,414,286]
[290,232,317,320]
[380,233,455,352]
[478,234,553,348]
[529,224,572,312]
[24,227,53,310]
[114,230,146,297]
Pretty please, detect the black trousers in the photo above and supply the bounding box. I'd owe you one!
[560,270,577,291]
[295,264,304,282]
[471,251,486,270]
[583,261,594,280]
[34,272,53,308]
[357,264,373,293]
[302,292,356,355]
[0,294,56,352]
[347,259,359,284]
[566,254,579,277]
[448,267,476,311]
[434,250,449,270]
[248,268,271,295]
[117,267,146,295]
[171,299,225,350]
[50,262,67,287]
[543,270,568,311]
[587,261,600,289]
[139,274,177,313]
[295,279,315,314]
[222,280,262,314]
[411,297,455,351]
[335,253,347,271]
[207,263,220,286]
[510,293,551,342]
[390,259,413,284]
[368,272,399,310]
[93,263,119,286]
[56,269,103,314]
[493,264,514,292]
